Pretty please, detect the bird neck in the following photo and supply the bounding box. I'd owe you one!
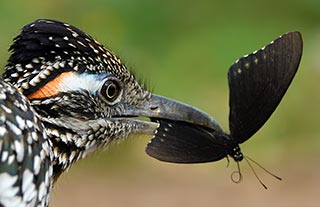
[43,123,85,181]
[40,116,120,181]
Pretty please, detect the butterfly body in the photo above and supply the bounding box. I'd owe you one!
[146,31,302,166]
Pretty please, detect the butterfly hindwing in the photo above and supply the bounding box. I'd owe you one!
[146,119,229,163]
[228,31,302,143]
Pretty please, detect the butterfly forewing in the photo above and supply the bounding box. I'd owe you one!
[228,32,302,143]
[146,119,230,163]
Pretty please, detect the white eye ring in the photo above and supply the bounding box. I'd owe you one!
[99,77,122,105]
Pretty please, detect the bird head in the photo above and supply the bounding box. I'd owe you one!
[2,19,221,177]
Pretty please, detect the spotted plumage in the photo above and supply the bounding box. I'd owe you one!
[0,80,52,207]
[0,19,217,206]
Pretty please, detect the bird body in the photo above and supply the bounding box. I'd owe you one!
[0,80,52,207]
[0,19,218,206]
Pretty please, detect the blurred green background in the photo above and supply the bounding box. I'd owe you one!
[0,0,319,206]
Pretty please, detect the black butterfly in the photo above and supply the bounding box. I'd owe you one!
[146,32,303,186]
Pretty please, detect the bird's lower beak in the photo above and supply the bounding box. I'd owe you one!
[122,94,222,135]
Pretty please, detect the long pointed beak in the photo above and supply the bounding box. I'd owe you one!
[123,94,222,132]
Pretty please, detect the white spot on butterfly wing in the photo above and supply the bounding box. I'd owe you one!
[263,53,267,60]
[244,62,250,69]
[43,20,54,24]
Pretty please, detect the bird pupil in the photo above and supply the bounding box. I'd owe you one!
[100,79,122,104]
[107,83,116,98]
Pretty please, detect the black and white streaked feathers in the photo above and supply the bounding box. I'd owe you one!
[0,19,151,207]
[2,19,152,178]
[0,80,53,207]
[3,19,148,115]
[3,19,134,97]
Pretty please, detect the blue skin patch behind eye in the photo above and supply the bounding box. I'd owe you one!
[82,72,110,81]
[59,72,113,96]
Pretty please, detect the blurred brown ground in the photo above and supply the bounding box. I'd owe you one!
[50,140,319,207]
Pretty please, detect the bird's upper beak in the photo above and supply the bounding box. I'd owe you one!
[121,94,222,135]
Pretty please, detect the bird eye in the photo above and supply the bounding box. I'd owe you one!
[100,79,122,104]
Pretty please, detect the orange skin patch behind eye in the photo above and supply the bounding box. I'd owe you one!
[27,71,74,99]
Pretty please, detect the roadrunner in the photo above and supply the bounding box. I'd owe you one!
[0,19,218,206]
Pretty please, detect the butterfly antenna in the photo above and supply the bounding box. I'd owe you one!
[245,156,282,181]
[226,156,230,168]
[231,161,243,183]
[244,156,268,189]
